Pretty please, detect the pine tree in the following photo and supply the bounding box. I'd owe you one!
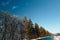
[34,23,40,38]
[27,19,33,39]
[23,16,29,39]
[39,26,46,37]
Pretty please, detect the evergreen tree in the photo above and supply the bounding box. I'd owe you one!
[0,11,52,40]
[34,23,40,38]
[23,16,29,40]
[27,19,33,39]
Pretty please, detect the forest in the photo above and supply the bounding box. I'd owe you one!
[0,11,52,40]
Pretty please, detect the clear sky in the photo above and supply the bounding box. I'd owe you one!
[0,0,60,33]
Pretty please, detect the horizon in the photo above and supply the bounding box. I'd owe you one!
[0,0,60,34]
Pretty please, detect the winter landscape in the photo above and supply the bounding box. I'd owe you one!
[0,0,60,40]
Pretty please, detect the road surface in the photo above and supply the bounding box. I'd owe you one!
[27,36,60,40]
[53,36,60,40]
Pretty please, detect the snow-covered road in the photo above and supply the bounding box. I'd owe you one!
[31,36,60,40]
[53,36,60,40]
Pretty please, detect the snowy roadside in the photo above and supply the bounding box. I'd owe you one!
[24,36,60,40]
[53,36,60,40]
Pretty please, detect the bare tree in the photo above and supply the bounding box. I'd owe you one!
[10,15,17,40]
[2,12,10,40]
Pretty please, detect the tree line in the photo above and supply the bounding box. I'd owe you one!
[0,11,52,40]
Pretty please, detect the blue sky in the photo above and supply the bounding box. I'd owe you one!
[0,0,60,33]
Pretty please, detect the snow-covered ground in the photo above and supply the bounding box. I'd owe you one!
[53,36,60,40]
[31,36,60,40]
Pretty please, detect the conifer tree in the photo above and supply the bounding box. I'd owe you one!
[34,23,40,38]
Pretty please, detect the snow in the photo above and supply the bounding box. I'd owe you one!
[53,36,60,40]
